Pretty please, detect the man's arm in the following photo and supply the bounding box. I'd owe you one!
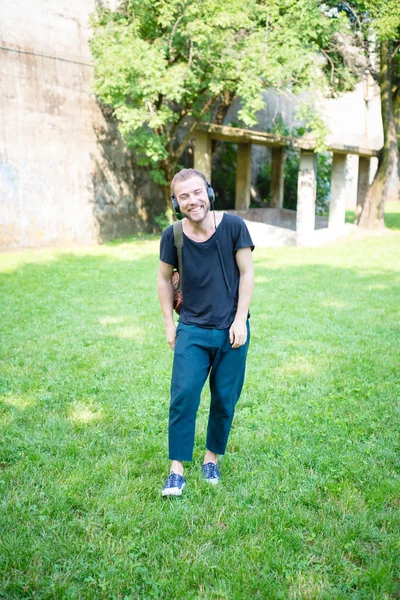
[230,247,254,349]
[157,261,177,350]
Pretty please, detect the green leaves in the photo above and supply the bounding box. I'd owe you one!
[89,0,364,185]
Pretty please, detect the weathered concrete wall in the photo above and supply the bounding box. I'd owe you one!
[226,77,384,206]
[227,78,383,151]
[0,0,163,249]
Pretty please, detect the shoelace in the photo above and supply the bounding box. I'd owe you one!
[166,473,183,487]
[203,463,219,478]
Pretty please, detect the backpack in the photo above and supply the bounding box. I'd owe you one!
[172,220,183,315]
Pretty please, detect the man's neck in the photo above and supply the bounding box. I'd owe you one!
[183,211,219,241]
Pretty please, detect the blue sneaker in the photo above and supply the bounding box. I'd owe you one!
[201,462,221,485]
[162,472,185,497]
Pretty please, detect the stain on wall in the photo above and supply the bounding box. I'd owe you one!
[0,0,163,249]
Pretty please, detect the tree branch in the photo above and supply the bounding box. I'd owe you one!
[169,13,185,62]
[320,48,335,85]
[392,43,400,60]
[342,1,364,34]
[172,96,216,161]
[264,7,269,56]
[188,38,194,70]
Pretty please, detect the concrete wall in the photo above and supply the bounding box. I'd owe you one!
[0,0,163,249]
[227,77,383,150]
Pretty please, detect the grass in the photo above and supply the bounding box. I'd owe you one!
[0,226,400,599]
[345,201,400,229]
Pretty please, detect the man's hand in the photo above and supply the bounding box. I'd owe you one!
[229,318,247,349]
[166,322,177,350]
[231,247,253,349]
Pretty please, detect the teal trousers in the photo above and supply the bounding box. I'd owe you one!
[169,321,250,461]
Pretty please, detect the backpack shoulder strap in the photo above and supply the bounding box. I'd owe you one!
[172,220,183,293]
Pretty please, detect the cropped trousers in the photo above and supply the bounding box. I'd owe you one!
[169,321,250,462]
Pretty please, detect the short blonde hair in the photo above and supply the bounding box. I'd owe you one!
[171,169,208,195]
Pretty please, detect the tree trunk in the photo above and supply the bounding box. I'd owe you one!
[357,40,399,228]
[162,185,171,213]
[160,160,176,213]
[394,74,400,187]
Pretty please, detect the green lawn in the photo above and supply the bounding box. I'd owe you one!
[1,229,399,599]
[346,201,400,229]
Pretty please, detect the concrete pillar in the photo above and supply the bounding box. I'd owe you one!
[296,151,316,243]
[235,143,252,210]
[344,154,359,210]
[356,156,371,219]
[270,147,285,208]
[194,130,212,181]
[329,153,347,231]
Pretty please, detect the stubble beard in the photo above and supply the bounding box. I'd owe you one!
[184,202,210,224]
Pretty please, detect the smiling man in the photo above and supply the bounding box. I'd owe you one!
[157,168,254,496]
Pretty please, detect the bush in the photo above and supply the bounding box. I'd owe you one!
[211,142,238,210]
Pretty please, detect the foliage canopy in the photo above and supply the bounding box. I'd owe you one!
[328,0,400,226]
[90,0,354,193]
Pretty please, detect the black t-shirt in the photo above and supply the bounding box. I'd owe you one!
[159,213,254,329]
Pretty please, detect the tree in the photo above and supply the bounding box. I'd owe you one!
[90,0,354,209]
[330,1,400,228]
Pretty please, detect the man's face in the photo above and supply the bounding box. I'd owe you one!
[173,176,210,223]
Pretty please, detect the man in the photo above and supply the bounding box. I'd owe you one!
[157,168,254,496]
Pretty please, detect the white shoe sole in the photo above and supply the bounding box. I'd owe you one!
[162,483,185,497]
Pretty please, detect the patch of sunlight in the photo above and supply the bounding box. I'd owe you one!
[68,400,103,425]
[1,395,33,409]
[289,572,329,600]
[320,298,353,309]
[0,251,59,273]
[275,359,317,377]
[99,316,126,326]
[366,283,388,291]
[254,276,269,283]
[0,239,159,272]
[112,325,145,339]
[99,316,145,339]
[51,243,158,265]
[109,244,158,261]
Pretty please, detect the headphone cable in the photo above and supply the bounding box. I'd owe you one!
[212,200,231,294]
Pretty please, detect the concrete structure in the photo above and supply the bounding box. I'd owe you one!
[194,123,380,245]
[194,130,212,180]
[0,1,384,250]
[329,154,348,231]
[270,148,285,209]
[0,0,163,249]
[235,144,252,210]
[296,152,317,244]
[356,156,372,217]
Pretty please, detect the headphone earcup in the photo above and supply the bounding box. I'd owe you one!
[207,183,215,205]
[171,192,180,214]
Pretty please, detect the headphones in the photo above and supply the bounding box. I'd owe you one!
[171,181,215,214]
